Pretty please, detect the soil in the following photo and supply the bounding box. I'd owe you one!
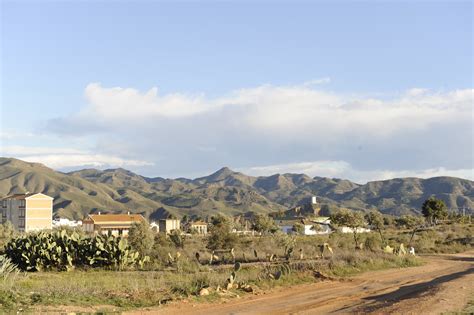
[133,251,474,314]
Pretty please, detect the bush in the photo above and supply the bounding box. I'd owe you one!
[364,234,382,252]
[0,255,20,291]
[128,221,155,257]
[207,215,239,250]
[169,230,186,248]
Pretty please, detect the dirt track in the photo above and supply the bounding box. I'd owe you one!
[145,252,474,314]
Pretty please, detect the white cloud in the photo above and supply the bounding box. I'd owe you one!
[239,160,474,183]
[63,83,472,139]
[2,146,84,155]
[39,82,474,181]
[239,160,351,178]
[0,131,36,141]
[2,146,153,169]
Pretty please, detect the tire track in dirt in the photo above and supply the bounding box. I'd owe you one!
[142,252,473,315]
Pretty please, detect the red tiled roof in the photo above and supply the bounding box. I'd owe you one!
[86,214,145,224]
[191,221,207,226]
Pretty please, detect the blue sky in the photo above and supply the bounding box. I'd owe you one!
[1,1,473,182]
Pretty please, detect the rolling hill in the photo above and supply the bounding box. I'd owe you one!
[0,157,472,219]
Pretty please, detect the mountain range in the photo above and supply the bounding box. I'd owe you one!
[0,157,472,220]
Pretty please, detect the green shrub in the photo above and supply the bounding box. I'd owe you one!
[207,215,239,250]
[364,234,382,252]
[128,221,155,257]
[4,230,147,271]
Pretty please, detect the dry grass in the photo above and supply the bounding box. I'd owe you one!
[1,223,472,312]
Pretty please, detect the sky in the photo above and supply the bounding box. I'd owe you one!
[0,0,473,183]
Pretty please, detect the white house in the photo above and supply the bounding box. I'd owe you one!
[52,218,82,228]
[158,218,180,234]
[338,226,371,234]
[276,218,332,235]
[309,217,332,235]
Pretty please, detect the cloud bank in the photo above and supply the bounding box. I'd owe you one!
[2,146,153,169]
[28,82,473,181]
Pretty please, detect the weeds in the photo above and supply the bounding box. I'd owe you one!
[0,223,471,312]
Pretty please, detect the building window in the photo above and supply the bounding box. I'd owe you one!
[19,200,26,208]
[18,220,25,228]
[19,208,25,218]
[2,200,6,208]
[1,209,6,218]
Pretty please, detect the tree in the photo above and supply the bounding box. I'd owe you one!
[252,214,278,235]
[319,204,335,217]
[383,215,394,227]
[292,222,305,235]
[207,215,238,250]
[330,209,367,249]
[169,229,185,248]
[422,197,448,225]
[366,211,385,245]
[396,215,425,247]
[0,221,15,249]
[128,221,154,257]
[181,215,190,225]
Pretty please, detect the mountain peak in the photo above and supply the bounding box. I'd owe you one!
[215,166,233,174]
[194,166,237,183]
[208,166,236,180]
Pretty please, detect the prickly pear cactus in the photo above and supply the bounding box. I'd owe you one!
[5,230,146,271]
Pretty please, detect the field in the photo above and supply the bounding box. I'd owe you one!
[1,222,472,313]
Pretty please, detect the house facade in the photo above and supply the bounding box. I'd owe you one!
[190,221,208,234]
[158,218,180,234]
[82,213,145,236]
[1,193,53,232]
[338,226,371,233]
[276,217,332,235]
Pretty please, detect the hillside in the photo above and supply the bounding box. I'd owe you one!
[0,157,473,219]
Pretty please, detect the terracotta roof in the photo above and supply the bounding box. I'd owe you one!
[86,214,145,224]
[191,221,207,226]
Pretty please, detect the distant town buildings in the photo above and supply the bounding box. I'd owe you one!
[158,218,180,234]
[82,213,145,236]
[338,226,371,234]
[190,221,208,234]
[275,218,332,235]
[1,193,53,232]
[0,190,372,238]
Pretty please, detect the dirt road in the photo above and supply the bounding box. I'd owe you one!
[146,252,474,314]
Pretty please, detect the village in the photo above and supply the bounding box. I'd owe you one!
[1,192,370,237]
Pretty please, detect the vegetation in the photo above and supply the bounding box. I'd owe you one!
[0,222,15,249]
[366,210,385,245]
[0,220,472,312]
[206,215,239,250]
[422,197,448,225]
[4,230,148,271]
[292,222,305,235]
[395,215,425,247]
[252,214,278,235]
[128,221,154,257]
[330,209,367,249]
